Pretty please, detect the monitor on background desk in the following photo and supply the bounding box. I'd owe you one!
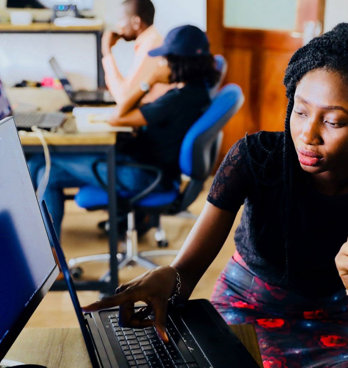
[6,0,94,11]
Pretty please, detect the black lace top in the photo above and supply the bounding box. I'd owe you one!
[208,131,348,297]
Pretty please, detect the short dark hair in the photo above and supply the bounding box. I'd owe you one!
[122,0,155,26]
[166,54,221,87]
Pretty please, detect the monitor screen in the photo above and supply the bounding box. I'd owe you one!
[6,0,94,11]
[0,117,58,361]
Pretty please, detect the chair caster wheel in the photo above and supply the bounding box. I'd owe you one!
[71,266,83,279]
[157,240,169,248]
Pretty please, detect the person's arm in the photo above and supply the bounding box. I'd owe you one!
[335,237,348,291]
[103,39,171,113]
[115,57,171,117]
[171,202,236,298]
[101,31,126,95]
[108,107,147,127]
[83,202,236,341]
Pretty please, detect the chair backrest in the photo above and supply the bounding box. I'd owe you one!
[176,83,244,211]
[180,83,243,180]
[209,54,228,99]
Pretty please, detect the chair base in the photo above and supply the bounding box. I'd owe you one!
[68,211,178,278]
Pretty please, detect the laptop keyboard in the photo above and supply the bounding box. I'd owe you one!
[108,313,201,368]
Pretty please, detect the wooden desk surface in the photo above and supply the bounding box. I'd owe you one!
[4,328,92,368]
[230,324,263,367]
[19,129,117,146]
[4,325,262,368]
[0,23,103,32]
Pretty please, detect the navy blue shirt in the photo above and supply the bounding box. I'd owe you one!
[132,82,211,182]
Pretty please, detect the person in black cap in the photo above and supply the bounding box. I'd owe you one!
[28,24,221,239]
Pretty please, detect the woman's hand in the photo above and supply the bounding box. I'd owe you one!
[335,238,348,292]
[82,265,178,342]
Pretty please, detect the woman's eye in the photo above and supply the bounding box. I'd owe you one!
[294,110,306,117]
[324,120,346,128]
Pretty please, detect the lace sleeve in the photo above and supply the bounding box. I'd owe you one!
[207,137,250,213]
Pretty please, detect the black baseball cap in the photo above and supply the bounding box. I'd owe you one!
[148,25,210,57]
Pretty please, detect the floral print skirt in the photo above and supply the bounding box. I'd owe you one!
[211,253,348,368]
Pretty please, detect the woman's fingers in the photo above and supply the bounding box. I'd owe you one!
[335,238,348,290]
[82,288,133,312]
[152,299,170,343]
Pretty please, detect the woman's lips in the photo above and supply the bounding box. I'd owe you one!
[297,149,322,166]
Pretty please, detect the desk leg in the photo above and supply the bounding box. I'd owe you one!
[106,146,118,294]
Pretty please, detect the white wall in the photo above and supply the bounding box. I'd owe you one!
[0,0,206,87]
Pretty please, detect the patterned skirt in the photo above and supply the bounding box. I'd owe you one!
[211,253,348,368]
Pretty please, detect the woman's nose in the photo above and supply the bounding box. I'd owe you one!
[300,118,322,145]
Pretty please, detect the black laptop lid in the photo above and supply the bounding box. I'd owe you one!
[40,200,101,368]
[0,117,58,361]
[49,56,74,99]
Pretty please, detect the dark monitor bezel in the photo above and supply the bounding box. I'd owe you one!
[0,116,59,362]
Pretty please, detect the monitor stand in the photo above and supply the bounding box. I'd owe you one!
[0,360,46,368]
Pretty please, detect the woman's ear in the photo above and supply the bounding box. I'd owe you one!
[131,15,141,31]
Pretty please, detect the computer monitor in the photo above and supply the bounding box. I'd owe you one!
[0,116,59,362]
[6,0,94,11]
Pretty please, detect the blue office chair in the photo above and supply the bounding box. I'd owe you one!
[210,54,228,98]
[72,83,244,271]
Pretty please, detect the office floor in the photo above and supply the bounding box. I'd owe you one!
[26,177,240,328]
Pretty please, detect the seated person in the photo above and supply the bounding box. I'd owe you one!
[103,0,173,115]
[83,23,348,367]
[28,25,221,239]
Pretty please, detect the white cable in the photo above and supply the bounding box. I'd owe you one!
[31,126,51,200]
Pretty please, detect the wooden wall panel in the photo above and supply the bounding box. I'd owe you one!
[217,28,302,160]
[259,50,294,132]
[219,48,255,160]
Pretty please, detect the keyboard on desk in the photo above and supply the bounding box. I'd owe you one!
[14,111,66,130]
[105,311,208,368]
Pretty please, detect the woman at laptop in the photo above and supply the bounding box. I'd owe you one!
[84,24,348,367]
[28,25,220,239]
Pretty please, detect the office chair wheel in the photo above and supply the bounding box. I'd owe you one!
[157,240,169,248]
[71,266,83,279]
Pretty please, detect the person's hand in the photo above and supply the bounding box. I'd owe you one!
[82,265,178,342]
[335,238,348,292]
[102,31,120,57]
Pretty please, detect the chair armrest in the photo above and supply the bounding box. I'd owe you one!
[92,159,163,205]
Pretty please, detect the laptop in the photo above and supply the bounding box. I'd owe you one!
[49,56,114,105]
[0,116,259,368]
[0,80,66,131]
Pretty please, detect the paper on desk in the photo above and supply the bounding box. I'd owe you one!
[73,107,133,133]
[53,17,103,27]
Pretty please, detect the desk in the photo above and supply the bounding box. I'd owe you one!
[8,86,119,294]
[20,128,119,295]
[4,325,262,368]
[4,328,92,368]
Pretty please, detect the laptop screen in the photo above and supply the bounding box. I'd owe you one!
[49,57,74,98]
[0,117,58,361]
[0,81,13,120]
